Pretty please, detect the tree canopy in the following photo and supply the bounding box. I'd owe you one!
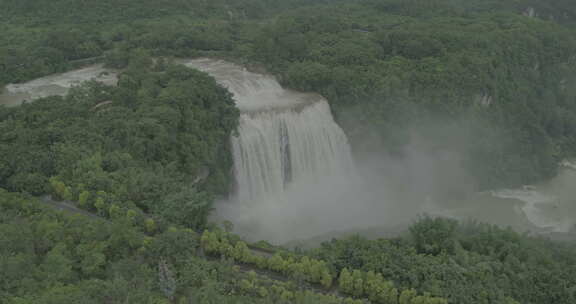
[2,1,576,303]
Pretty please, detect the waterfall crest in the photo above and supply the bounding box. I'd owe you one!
[183,58,356,203]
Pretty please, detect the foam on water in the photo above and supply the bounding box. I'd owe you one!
[181,58,321,113]
[493,188,573,232]
[0,64,117,106]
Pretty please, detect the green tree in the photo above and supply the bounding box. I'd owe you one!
[78,191,91,208]
[40,245,74,284]
[339,268,353,294]
[399,289,417,304]
[320,269,333,289]
[94,197,107,216]
[352,270,364,298]
[145,218,157,234]
[159,188,213,231]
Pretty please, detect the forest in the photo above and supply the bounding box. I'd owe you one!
[2,0,576,189]
[2,0,576,303]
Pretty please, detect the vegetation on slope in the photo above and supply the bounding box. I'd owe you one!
[2,1,576,303]
[2,0,576,190]
[1,189,449,304]
[245,1,576,189]
[0,57,239,227]
[3,189,575,304]
[312,217,576,303]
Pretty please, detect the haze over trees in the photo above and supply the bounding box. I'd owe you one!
[1,0,576,303]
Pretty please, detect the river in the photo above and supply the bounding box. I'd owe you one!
[0,64,117,107]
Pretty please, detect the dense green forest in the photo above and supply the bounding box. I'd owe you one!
[2,189,576,303]
[2,0,576,303]
[0,58,239,228]
[249,1,576,189]
[1,190,450,304]
[2,0,576,189]
[312,217,576,303]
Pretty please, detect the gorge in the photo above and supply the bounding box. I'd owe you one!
[2,58,575,244]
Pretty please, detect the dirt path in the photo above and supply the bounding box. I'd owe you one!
[37,196,347,298]
[39,195,104,220]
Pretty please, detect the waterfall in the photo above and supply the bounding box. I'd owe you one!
[183,58,356,203]
[232,100,355,202]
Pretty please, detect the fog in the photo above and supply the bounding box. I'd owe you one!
[5,58,573,245]
[215,118,576,246]
[214,120,482,245]
[509,164,576,232]
[200,57,515,245]
[215,100,576,245]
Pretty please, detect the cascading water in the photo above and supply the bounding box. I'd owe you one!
[183,59,356,203]
[0,65,117,107]
[183,59,360,242]
[232,100,356,203]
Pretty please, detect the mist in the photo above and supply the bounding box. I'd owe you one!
[189,57,568,245]
[214,119,479,245]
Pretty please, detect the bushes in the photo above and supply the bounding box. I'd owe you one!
[200,230,448,304]
[237,270,365,304]
[338,268,445,304]
[313,218,575,303]
[409,216,458,255]
[3,59,239,234]
[202,229,333,285]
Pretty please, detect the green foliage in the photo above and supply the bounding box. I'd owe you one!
[145,218,157,234]
[409,216,458,255]
[94,197,107,216]
[108,204,123,220]
[320,269,333,289]
[157,188,213,231]
[3,1,576,303]
[3,190,374,304]
[245,0,576,190]
[78,191,91,208]
[339,268,353,294]
[49,177,67,201]
[3,0,572,192]
[0,190,155,302]
[199,229,446,303]
[399,289,417,304]
[0,190,289,303]
[313,217,576,304]
[1,57,238,231]
[2,0,576,193]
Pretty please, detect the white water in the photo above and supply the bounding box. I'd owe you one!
[231,101,356,203]
[181,58,316,113]
[0,64,117,106]
[184,58,360,242]
[492,189,568,232]
[10,58,571,242]
[492,162,576,233]
[184,58,356,202]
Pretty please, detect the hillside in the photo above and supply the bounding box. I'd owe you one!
[2,1,576,303]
